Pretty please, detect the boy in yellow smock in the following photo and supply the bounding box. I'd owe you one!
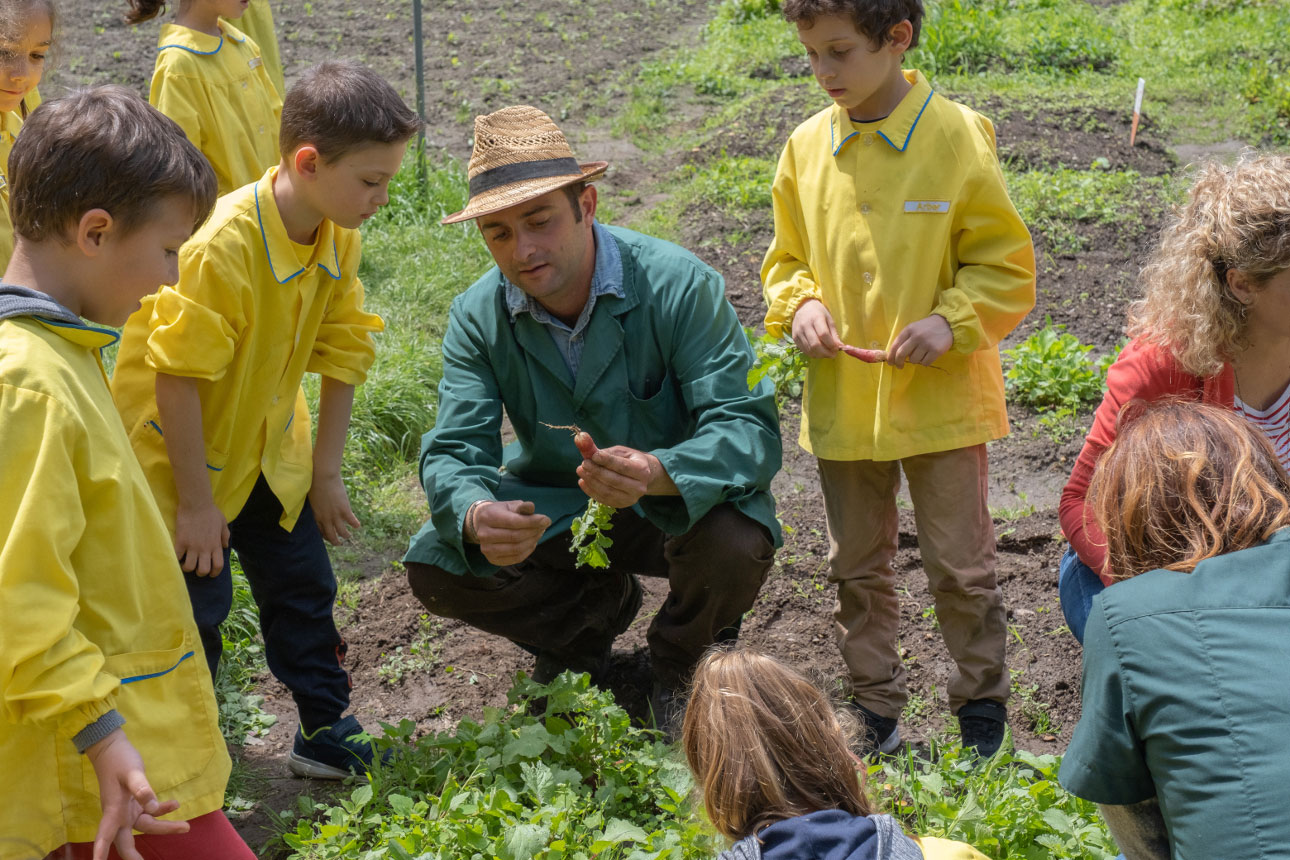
[0,87,256,860]
[128,0,282,196]
[112,60,422,780]
[762,0,1035,758]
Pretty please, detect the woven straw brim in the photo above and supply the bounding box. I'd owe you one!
[441,161,608,225]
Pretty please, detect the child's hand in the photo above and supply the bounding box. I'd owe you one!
[790,298,844,358]
[174,501,229,577]
[309,473,361,545]
[888,314,953,368]
[87,728,188,860]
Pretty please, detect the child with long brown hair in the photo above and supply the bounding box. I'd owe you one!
[1060,400,1290,860]
[682,648,988,860]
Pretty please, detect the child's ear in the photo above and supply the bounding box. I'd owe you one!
[75,209,114,257]
[888,19,914,53]
[293,145,322,180]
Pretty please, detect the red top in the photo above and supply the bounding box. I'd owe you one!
[1060,338,1236,582]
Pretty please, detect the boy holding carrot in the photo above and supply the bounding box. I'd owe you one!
[762,0,1035,757]
[111,60,421,779]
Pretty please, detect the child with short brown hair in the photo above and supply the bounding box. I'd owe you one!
[111,59,421,780]
[682,647,988,860]
[0,0,53,270]
[762,0,1035,757]
[0,85,253,860]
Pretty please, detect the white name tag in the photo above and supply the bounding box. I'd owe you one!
[249,57,262,70]
[904,200,950,214]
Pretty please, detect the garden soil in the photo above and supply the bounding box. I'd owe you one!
[49,0,1180,848]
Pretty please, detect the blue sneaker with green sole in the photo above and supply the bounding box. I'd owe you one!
[288,714,380,779]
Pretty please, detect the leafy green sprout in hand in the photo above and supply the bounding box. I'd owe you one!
[542,422,616,569]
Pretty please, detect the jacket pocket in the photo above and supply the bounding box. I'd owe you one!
[625,370,685,450]
[79,638,219,794]
[888,352,970,433]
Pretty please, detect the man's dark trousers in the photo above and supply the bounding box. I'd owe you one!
[404,502,774,686]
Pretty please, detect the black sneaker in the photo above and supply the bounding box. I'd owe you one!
[846,700,902,756]
[958,699,1008,759]
[288,715,380,779]
[532,574,644,685]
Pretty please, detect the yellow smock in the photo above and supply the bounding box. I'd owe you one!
[150,20,282,196]
[0,90,41,272]
[229,0,284,97]
[111,166,384,532]
[0,316,229,859]
[918,836,993,859]
[762,71,1035,462]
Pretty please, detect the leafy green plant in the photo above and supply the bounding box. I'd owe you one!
[1010,669,1060,736]
[570,499,615,569]
[716,0,781,25]
[279,672,720,859]
[1003,319,1112,414]
[378,614,443,685]
[912,0,1006,76]
[747,330,808,404]
[879,744,1117,859]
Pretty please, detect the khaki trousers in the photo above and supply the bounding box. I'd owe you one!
[818,444,1008,718]
[404,503,774,687]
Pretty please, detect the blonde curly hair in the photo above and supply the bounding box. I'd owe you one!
[1128,153,1290,378]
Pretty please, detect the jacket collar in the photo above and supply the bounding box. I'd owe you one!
[829,70,934,156]
[253,167,342,284]
[157,21,245,56]
[33,316,120,350]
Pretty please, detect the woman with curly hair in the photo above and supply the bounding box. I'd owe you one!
[1059,399,1290,860]
[1058,153,1290,643]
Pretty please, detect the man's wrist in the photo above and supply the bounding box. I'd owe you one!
[463,500,486,544]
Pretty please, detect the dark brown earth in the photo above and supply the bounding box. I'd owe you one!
[47,0,1217,852]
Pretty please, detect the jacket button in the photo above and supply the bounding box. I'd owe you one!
[863,134,875,146]
[863,272,874,284]
[860,203,871,214]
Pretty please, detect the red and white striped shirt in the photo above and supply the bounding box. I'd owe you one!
[1237,382,1290,472]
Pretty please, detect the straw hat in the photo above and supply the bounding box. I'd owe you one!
[441,105,609,225]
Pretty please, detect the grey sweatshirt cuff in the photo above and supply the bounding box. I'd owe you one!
[74,709,126,754]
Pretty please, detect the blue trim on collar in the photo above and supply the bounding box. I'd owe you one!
[121,651,195,684]
[158,36,224,55]
[830,119,858,157]
[877,88,935,153]
[254,178,342,283]
[34,316,121,346]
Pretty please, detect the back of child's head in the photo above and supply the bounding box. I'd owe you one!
[682,647,872,842]
[1129,153,1290,378]
[124,0,165,25]
[9,85,216,242]
[782,0,923,48]
[280,59,422,163]
[1090,399,1290,580]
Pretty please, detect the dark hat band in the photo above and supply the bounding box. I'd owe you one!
[468,157,582,197]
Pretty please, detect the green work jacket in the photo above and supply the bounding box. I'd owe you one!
[1060,528,1290,859]
[405,225,782,576]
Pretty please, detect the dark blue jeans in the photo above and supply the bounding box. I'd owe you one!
[185,474,350,731]
[1058,545,1106,646]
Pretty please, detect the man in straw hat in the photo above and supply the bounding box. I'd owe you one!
[402,106,782,732]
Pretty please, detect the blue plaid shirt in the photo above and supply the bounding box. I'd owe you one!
[504,220,624,377]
